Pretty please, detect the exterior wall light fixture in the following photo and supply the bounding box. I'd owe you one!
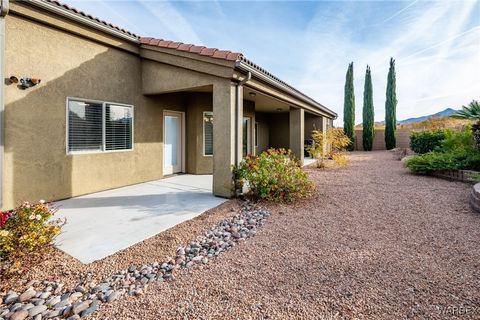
[19,77,41,89]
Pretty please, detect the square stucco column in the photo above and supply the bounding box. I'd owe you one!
[321,116,330,155]
[212,81,240,198]
[289,107,304,164]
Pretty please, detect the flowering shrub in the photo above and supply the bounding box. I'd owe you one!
[233,148,314,203]
[0,201,64,263]
[0,211,11,228]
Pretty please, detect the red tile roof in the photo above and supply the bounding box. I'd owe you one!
[43,0,139,38]
[140,37,243,62]
[28,0,337,117]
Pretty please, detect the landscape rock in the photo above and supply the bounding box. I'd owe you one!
[4,293,18,305]
[9,310,28,320]
[106,291,120,303]
[72,300,91,315]
[19,289,36,303]
[28,305,47,317]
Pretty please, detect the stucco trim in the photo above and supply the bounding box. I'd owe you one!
[0,2,6,209]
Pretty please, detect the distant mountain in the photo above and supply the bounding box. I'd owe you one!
[398,108,457,125]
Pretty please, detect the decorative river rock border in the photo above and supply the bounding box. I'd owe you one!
[0,201,270,320]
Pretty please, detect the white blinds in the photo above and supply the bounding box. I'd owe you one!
[105,104,133,151]
[68,100,103,152]
[67,99,133,153]
[203,112,213,155]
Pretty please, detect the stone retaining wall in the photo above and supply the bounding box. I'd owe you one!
[431,170,477,183]
[470,183,480,213]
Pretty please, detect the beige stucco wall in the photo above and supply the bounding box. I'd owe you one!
[4,3,337,206]
[4,13,194,209]
[304,114,324,140]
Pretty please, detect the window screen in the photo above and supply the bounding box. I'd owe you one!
[68,100,103,152]
[105,104,133,151]
[67,99,133,153]
[203,112,213,155]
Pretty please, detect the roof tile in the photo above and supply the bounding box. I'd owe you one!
[199,48,217,56]
[140,37,153,44]
[157,40,172,48]
[177,43,194,51]
[167,42,182,49]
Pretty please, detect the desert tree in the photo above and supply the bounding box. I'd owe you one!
[343,62,355,150]
[362,65,374,151]
[385,57,397,150]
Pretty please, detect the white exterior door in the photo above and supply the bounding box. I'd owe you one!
[163,111,184,175]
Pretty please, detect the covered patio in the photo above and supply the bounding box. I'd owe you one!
[54,175,226,263]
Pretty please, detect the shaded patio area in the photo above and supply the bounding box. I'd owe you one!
[54,175,226,263]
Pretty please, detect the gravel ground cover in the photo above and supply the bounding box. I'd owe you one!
[2,151,479,319]
[1,200,243,293]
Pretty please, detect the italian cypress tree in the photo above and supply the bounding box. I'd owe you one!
[362,66,374,151]
[343,62,355,150]
[385,57,397,150]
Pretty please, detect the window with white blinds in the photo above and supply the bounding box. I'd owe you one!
[105,104,133,151]
[203,112,213,156]
[67,98,133,153]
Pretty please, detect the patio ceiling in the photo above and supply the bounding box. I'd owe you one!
[243,87,291,113]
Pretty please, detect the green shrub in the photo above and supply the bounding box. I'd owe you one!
[1,201,64,272]
[405,149,480,174]
[441,124,473,152]
[410,129,449,154]
[233,148,314,203]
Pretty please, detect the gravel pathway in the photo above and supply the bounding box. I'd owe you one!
[2,151,479,319]
[97,151,480,319]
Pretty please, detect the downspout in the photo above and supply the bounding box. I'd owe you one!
[234,71,251,166]
[0,0,8,209]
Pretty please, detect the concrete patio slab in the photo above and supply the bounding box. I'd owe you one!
[54,175,227,263]
[303,157,316,167]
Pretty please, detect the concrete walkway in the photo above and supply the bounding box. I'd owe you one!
[54,175,226,263]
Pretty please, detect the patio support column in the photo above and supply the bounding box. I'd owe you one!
[212,81,238,198]
[289,107,304,164]
[322,116,329,156]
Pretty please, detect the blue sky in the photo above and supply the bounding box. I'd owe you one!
[64,0,480,125]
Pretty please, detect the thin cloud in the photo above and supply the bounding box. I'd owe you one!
[382,0,420,23]
[135,0,202,44]
[62,0,480,125]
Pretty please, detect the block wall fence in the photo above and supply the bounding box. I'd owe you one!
[354,128,412,151]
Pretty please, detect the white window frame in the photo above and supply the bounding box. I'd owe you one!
[66,97,134,155]
[203,111,213,157]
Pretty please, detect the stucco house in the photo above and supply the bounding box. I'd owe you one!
[0,0,336,210]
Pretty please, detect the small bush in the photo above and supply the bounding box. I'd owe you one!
[234,148,314,203]
[332,153,348,167]
[309,128,351,167]
[441,124,473,152]
[0,201,64,272]
[410,129,449,154]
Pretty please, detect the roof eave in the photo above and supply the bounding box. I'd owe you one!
[235,60,337,119]
[26,0,139,43]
